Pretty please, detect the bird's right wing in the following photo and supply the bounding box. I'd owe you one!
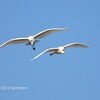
[34,28,70,39]
[0,38,28,48]
[31,48,58,60]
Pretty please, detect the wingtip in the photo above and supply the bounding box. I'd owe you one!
[73,43,90,48]
[31,57,37,61]
[52,27,70,31]
[86,46,90,48]
[30,58,34,61]
[65,27,71,30]
[59,27,71,31]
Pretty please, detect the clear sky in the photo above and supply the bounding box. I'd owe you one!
[0,0,99,100]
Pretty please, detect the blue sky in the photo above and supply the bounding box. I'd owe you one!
[0,0,100,100]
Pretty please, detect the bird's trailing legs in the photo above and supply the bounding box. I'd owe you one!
[50,52,55,56]
[32,40,40,50]
[32,44,35,50]
[25,42,35,50]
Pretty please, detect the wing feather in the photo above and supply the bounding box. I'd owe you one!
[34,28,69,39]
[31,48,58,60]
[63,43,89,49]
[0,38,28,48]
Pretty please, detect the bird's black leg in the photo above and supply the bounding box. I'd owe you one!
[32,44,35,50]
[50,52,55,56]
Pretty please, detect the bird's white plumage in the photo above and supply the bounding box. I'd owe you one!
[0,38,28,48]
[63,43,89,49]
[31,48,59,60]
[34,28,69,39]
[31,43,88,60]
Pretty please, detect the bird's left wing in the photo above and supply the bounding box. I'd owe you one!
[34,28,69,39]
[31,48,58,60]
[63,43,89,49]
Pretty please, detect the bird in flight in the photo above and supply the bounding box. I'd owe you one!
[31,43,89,60]
[0,28,69,50]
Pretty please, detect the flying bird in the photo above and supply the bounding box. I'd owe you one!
[0,28,69,50]
[31,43,89,60]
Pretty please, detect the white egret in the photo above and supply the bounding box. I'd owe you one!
[0,28,69,50]
[31,43,89,60]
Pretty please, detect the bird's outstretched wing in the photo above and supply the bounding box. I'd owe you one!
[63,43,89,49]
[31,48,58,60]
[0,38,28,48]
[34,28,70,39]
